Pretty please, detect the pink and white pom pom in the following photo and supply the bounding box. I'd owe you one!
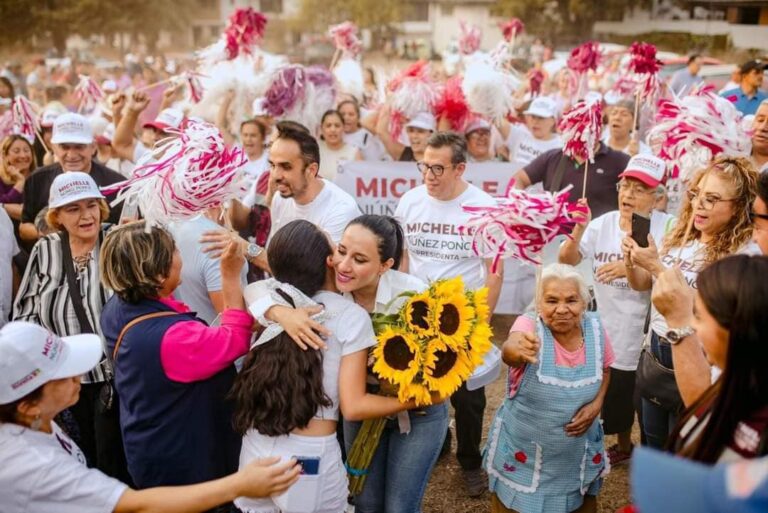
[558,99,603,163]
[263,65,335,132]
[500,18,524,44]
[329,21,363,58]
[462,60,519,123]
[434,76,471,132]
[102,119,248,225]
[225,7,267,60]
[179,71,206,104]
[74,75,104,113]
[627,41,661,101]
[11,96,40,143]
[458,21,482,55]
[609,75,639,98]
[386,61,438,139]
[460,184,588,271]
[647,84,751,181]
[567,41,601,100]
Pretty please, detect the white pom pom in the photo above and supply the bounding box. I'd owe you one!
[333,58,364,101]
[462,61,519,122]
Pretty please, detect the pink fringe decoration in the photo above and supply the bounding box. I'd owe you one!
[224,8,267,60]
[500,18,525,43]
[458,21,482,55]
[647,84,751,180]
[74,75,104,113]
[567,41,601,100]
[102,119,247,224]
[386,61,438,140]
[329,21,363,58]
[11,96,39,143]
[558,100,603,163]
[628,41,661,101]
[527,69,545,97]
[434,76,471,132]
[181,71,206,104]
[609,75,639,98]
[460,184,589,271]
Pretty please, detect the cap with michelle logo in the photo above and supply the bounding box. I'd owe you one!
[143,108,185,132]
[48,171,105,209]
[619,154,666,188]
[51,113,94,145]
[405,112,437,132]
[0,321,102,404]
[524,97,558,119]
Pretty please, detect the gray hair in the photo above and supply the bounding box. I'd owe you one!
[536,263,591,306]
[426,131,467,165]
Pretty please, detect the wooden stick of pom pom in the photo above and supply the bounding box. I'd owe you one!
[632,90,641,138]
[581,160,590,198]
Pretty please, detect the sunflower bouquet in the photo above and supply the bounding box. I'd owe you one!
[346,276,494,493]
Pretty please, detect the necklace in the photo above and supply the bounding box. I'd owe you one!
[73,252,92,273]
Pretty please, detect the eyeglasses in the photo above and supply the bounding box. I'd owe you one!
[686,190,737,210]
[750,210,768,222]
[615,181,654,196]
[416,162,453,177]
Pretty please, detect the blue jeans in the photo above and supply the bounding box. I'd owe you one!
[641,333,679,449]
[344,402,449,513]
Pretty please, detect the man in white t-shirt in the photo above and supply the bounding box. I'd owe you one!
[395,132,503,497]
[559,154,674,465]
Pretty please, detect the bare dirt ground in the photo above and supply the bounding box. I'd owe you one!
[422,315,636,513]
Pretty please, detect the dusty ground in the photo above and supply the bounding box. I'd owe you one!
[422,315,636,513]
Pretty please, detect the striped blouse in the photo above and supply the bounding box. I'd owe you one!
[13,228,112,383]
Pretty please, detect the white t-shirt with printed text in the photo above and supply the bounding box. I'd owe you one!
[579,209,675,370]
[269,179,361,244]
[395,183,493,290]
[0,422,127,513]
[505,124,562,166]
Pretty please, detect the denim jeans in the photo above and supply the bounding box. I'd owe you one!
[344,402,449,513]
[641,333,679,449]
[450,383,486,470]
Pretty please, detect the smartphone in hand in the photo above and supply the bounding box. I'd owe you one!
[631,213,651,248]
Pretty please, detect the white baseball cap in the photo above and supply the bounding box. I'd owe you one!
[48,172,106,209]
[619,154,667,188]
[51,113,94,145]
[143,107,185,132]
[405,112,436,132]
[101,79,118,93]
[524,97,557,119]
[0,321,102,404]
[465,118,491,135]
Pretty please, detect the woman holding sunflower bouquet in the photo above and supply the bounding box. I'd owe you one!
[485,263,614,513]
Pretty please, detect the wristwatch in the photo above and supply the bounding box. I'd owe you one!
[246,242,264,260]
[664,326,695,344]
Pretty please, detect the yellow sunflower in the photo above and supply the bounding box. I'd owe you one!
[403,292,435,337]
[433,292,474,350]
[470,287,490,323]
[422,338,473,397]
[398,380,433,406]
[433,276,465,299]
[372,328,422,385]
[465,320,494,368]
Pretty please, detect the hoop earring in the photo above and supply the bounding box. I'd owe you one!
[30,414,42,431]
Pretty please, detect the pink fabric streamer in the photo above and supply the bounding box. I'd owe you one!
[500,19,525,43]
[11,96,39,143]
[459,184,588,271]
[74,75,104,113]
[434,76,471,132]
[567,41,601,100]
[627,42,661,101]
[459,21,482,55]
[558,100,603,163]
[329,21,363,58]
[386,61,438,140]
[224,7,268,60]
[181,71,206,104]
[101,119,248,224]
[647,84,751,181]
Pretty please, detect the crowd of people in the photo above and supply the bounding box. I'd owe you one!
[0,26,767,513]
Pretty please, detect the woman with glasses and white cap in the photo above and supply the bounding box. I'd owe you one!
[0,321,301,513]
[13,171,125,480]
[375,105,436,162]
[622,156,760,450]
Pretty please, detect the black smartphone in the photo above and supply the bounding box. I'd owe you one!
[631,213,651,248]
[294,456,320,475]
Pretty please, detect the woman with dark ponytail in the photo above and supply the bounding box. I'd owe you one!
[234,219,439,513]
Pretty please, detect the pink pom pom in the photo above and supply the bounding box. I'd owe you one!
[627,41,661,100]
[434,77,471,132]
[459,21,482,55]
[11,96,39,143]
[329,21,363,57]
[558,100,603,163]
[263,65,335,130]
[500,18,525,43]
[609,75,639,98]
[224,7,267,60]
[386,61,438,140]
[459,184,589,271]
[527,69,545,97]
[647,84,751,180]
[567,41,601,74]
[74,75,104,113]
[102,120,248,224]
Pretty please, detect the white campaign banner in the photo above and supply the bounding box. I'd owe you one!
[335,161,525,215]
